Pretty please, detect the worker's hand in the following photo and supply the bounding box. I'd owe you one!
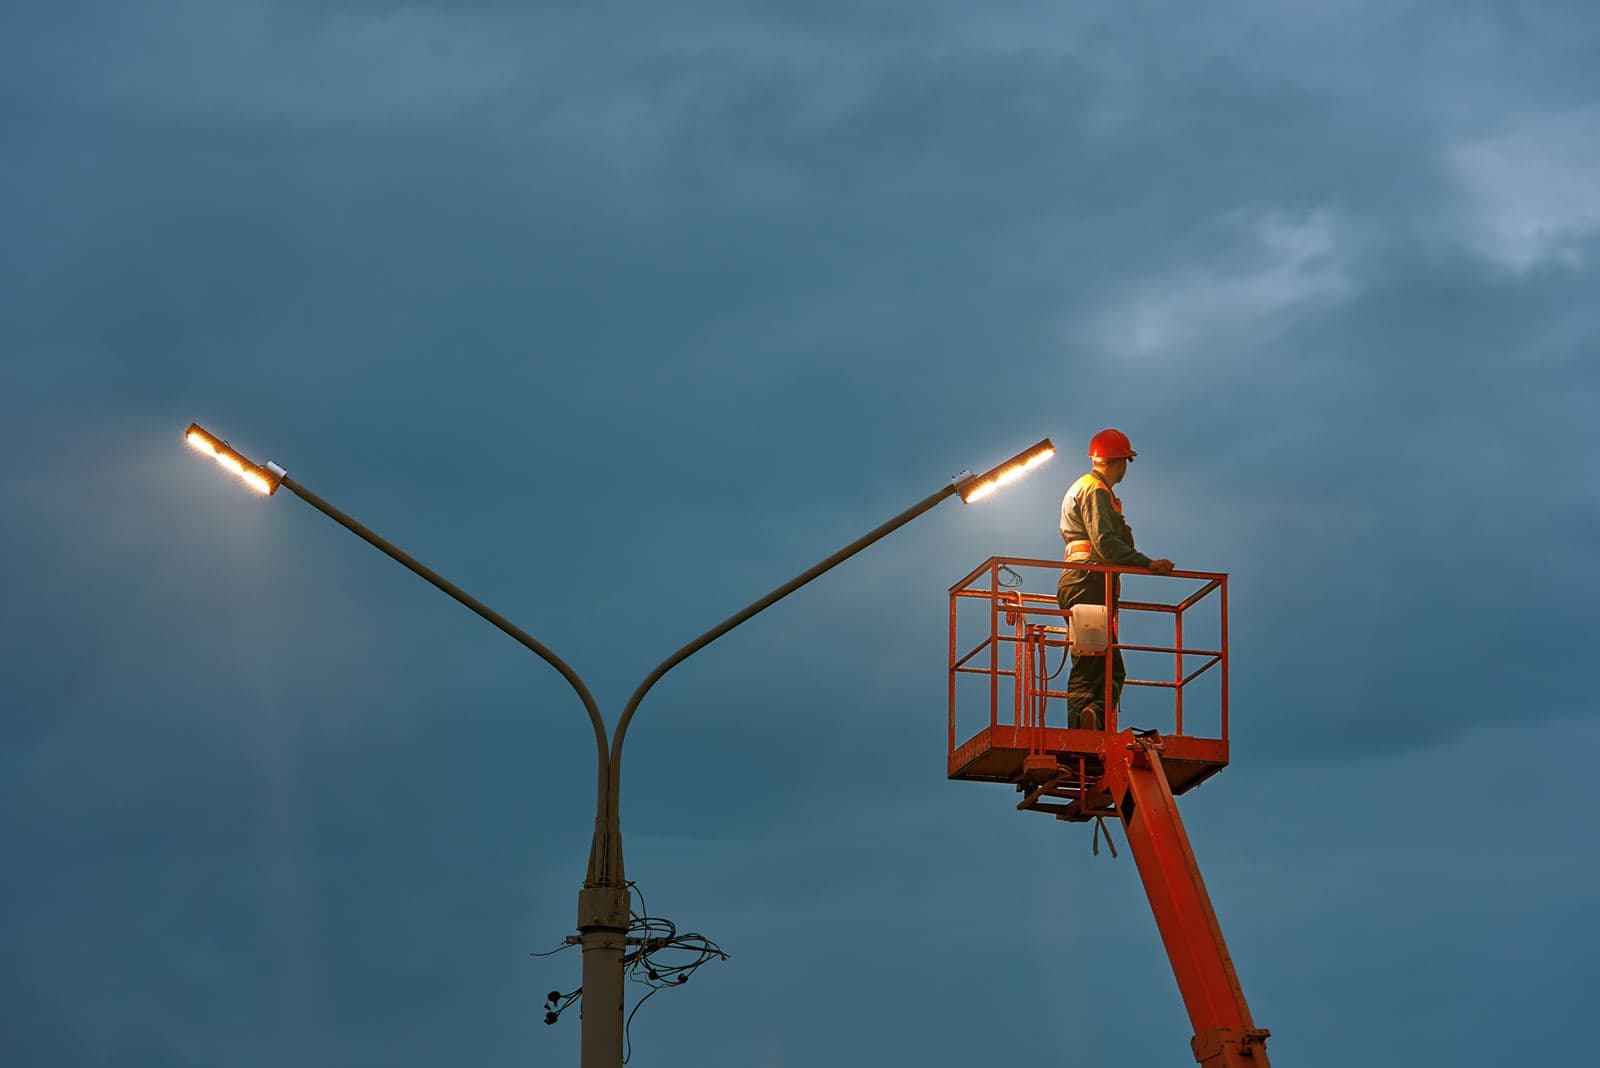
[1147,558,1175,574]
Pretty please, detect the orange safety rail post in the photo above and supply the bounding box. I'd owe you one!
[948,582,959,757]
[989,560,999,735]
[1001,589,1028,740]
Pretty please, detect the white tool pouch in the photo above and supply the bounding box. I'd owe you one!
[1068,603,1110,654]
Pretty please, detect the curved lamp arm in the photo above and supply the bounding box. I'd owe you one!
[593,436,1055,885]
[591,481,959,884]
[278,474,611,813]
[184,422,613,882]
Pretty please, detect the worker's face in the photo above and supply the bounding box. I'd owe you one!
[1099,457,1130,485]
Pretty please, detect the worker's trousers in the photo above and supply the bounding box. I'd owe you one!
[1057,568,1124,731]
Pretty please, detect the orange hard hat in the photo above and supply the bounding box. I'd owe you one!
[1088,428,1137,462]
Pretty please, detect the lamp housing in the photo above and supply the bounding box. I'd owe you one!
[184,422,284,496]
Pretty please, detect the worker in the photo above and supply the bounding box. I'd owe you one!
[1057,428,1174,730]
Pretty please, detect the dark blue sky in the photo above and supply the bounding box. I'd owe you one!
[4,3,1598,1065]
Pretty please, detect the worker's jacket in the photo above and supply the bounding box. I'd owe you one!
[1059,471,1152,582]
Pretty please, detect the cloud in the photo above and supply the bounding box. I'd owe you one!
[1450,110,1600,271]
[1084,208,1360,363]
[16,1,528,125]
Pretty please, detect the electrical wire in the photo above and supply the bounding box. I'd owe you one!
[541,982,582,1026]
[1046,640,1071,681]
[537,881,728,1062]
[533,934,584,1025]
[621,882,728,1063]
[530,940,578,959]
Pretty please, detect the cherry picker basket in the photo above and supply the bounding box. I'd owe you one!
[947,557,1230,815]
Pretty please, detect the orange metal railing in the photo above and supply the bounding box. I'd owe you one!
[947,557,1229,759]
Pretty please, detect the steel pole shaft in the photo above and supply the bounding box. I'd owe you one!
[577,885,630,1068]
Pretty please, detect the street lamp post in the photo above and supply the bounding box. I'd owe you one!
[183,422,1054,1067]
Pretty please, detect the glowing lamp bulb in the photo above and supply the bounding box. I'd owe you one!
[183,422,285,496]
[959,439,1055,503]
[239,468,275,495]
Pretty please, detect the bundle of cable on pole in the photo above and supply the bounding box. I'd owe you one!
[535,881,728,1064]
[619,883,728,1062]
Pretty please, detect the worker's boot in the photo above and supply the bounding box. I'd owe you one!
[1068,700,1102,730]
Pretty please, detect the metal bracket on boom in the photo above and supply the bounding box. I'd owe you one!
[1192,1026,1274,1065]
